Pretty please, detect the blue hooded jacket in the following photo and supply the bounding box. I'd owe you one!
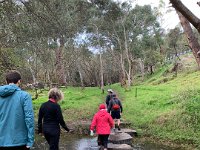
[0,84,34,147]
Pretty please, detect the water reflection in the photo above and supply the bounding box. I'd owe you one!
[33,134,181,150]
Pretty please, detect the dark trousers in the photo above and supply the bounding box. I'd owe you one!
[97,134,109,148]
[0,146,29,150]
[44,128,60,150]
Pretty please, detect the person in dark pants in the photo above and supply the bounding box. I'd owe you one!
[38,88,70,150]
[0,70,34,150]
[90,104,114,150]
[107,93,123,131]
[105,89,113,108]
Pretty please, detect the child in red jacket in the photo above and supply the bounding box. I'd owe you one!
[90,104,114,150]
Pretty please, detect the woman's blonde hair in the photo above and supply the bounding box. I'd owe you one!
[48,88,64,101]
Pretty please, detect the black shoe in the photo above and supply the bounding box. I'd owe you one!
[99,146,104,150]
[118,125,121,131]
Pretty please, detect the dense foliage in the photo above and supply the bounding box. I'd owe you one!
[0,0,189,88]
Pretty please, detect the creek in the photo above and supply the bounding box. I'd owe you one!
[32,134,182,150]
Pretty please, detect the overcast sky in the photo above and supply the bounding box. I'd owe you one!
[114,0,200,30]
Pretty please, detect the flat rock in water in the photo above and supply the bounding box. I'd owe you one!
[115,128,137,137]
[116,122,131,128]
[108,143,133,150]
[109,132,133,145]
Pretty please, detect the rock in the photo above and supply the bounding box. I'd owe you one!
[115,128,137,137]
[108,143,133,150]
[109,132,133,145]
[116,121,131,128]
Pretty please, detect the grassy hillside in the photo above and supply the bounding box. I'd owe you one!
[32,54,200,149]
[114,71,200,148]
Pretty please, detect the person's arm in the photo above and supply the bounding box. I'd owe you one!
[119,100,123,113]
[23,93,34,147]
[108,114,114,128]
[107,100,112,113]
[105,95,109,105]
[57,105,69,132]
[38,104,44,134]
[90,114,97,131]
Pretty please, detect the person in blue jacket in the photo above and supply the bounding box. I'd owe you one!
[0,70,34,150]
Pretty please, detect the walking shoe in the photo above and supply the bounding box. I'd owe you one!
[118,125,121,131]
[99,145,104,150]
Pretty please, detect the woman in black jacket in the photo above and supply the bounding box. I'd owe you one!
[38,88,69,150]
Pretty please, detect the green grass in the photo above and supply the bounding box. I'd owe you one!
[32,65,200,148]
[32,87,107,122]
[119,69,200,148]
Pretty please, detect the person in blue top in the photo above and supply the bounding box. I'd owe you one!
[0,70,34,150]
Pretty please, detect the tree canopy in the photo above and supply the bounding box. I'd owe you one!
[0,0,191,87]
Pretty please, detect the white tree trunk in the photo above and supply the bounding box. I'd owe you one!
[123,21,131,88]
[138,58,145,81]
[94,24,104,93]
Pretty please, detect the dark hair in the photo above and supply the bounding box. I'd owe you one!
[6,70,21,84]
[112,93,117,97]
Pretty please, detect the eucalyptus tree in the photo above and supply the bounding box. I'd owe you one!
[85,2,163,88]
[164,27,188,59]
[15,0,90,85]
[85,0,123,92]
[0,0,164,87]
[169,0,200,33]
[0,0,52,84]
[169,0,200,68]
[176,11,200,68]
[108,4,163,87]
[0,0,33,83]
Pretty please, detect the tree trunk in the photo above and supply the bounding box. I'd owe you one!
[27,58,36,84]
[150,65,154,74]
[55,37,67,85]
[94,24,104,94]
[77,59,84,89]
[122,21,132,88]
[78,69,84,89]
[138,58,145,81]
[120,53,126,87]
[99,53,104,93]
[170,0,200,33]
[29,65,36,84]
[197,2,200,7]
[176,10,200,68]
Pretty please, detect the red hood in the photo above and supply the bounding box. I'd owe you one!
[90,109,114,134]
[97,109,107,117]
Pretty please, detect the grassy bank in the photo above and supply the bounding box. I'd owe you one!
[32,69,200,149]
[114,71,200,149]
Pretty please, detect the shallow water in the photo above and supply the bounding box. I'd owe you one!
[32,134,182,150]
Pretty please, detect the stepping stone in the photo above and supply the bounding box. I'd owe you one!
[115,122,131,128]
[115,128,137,137]
[109,132,133,145]
[108,143,133,150]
